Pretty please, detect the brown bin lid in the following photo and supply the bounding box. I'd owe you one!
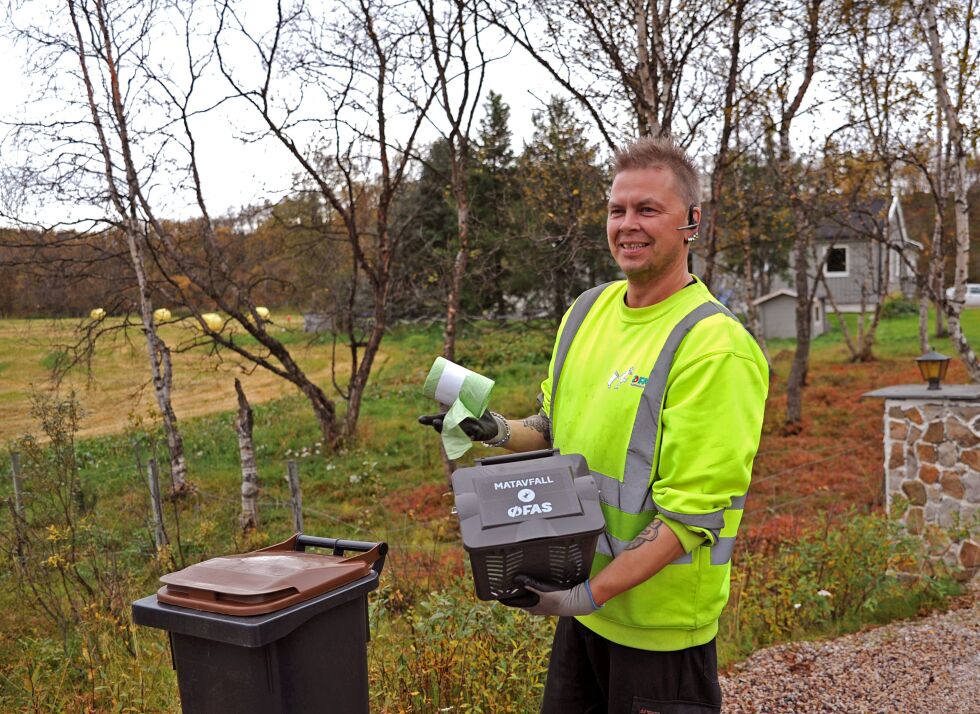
[157,535,382,616]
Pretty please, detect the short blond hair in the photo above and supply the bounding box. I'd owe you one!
[613,137,700,206]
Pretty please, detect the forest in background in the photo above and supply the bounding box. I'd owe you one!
[1,0,978,476]
[2,2,979,708]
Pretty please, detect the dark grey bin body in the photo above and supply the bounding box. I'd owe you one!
[132,537,383,714]
[452,449,605,600]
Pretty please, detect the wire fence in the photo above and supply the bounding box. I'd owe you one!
[4,428,887,561]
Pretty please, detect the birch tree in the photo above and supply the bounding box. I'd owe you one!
[10,0,195,490]
[215,0,437,439]
[821,0,915,362]
[417,0,487,361]
[701,0,749,290]
[6,0,350,447]
[234,379,259,532]
[483,0,730,147]
[920,0,980,380]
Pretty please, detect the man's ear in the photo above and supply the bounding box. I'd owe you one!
[691,205,701,228]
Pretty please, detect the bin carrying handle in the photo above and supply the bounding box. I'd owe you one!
[476,448,558,466]
[294,534,388,576]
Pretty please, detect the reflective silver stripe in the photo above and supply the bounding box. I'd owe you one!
[553,294,748,567]
[623,302,727,512]
[590,470,622,508]
[593,471,744,527]
[592,470,658,515]
[550,282,616,423]
[672,551,693,565]
[711,537,737,565]
[595,531,631,558]
[651,496,724,541]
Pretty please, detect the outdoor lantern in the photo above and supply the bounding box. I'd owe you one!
[916,351,951,390]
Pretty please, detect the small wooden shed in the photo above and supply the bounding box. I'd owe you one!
[753,289,827,340]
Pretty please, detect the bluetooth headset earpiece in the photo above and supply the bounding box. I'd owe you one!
[675,203,700,243]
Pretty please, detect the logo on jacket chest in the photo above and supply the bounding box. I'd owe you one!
[606,366,648,389]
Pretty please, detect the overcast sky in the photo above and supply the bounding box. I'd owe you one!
[0,10,574,226]
[0,2,858,229]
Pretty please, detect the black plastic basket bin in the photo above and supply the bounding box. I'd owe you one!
[452,449,604,600]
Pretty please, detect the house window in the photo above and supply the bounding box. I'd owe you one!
[825,246,848,276]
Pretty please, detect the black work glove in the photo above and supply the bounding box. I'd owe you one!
[498,590,541,608]
[417,409,501,442]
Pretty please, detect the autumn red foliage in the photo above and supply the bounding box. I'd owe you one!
[742,354,972,548]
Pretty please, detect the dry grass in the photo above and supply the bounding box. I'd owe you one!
[0,316,384,441]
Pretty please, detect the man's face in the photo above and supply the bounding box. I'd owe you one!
[606,167,692,284]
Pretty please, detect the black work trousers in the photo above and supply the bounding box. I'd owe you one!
[540,617,722,714]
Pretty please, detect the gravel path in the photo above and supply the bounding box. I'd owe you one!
[719,587,980,713]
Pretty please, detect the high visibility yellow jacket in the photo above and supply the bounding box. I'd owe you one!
[540,278,768,651]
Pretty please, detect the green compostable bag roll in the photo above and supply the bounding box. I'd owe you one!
[423,357,495,459]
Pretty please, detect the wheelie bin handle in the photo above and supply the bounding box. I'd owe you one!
[295,534,388,576]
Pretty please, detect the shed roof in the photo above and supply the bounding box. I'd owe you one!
[752,288,797,306]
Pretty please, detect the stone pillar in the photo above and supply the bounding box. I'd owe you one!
[866,385,980,580]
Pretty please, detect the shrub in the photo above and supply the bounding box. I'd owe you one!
[0,391,177,712]
[721,509,959,661]
[881,295,918,318]
[371,579,553,713]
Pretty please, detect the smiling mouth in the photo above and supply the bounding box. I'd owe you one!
[618,242,650,250]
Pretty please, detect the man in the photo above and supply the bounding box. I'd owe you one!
[420,137,768,713]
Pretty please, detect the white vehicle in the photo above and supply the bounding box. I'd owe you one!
[945,284,980,307]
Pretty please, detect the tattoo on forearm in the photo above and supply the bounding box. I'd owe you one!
[624,520,663,551]
[522,414,552,444]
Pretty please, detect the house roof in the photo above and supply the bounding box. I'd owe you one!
[812,196,923,252]
[752,288,797,306]
[814,198,887,240]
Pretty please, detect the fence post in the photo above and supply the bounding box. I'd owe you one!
[235,379,260,532]
[10,452,25,566]
[10,451,23,518]
[147,458,169,551]
[286,459,303,533]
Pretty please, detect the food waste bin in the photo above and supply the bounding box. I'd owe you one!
[132,533,387,714]
[452,448,604,600]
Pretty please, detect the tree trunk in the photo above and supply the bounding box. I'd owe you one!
[777,0,821,429]
[552,259,566,324]
[819,264,859,359]
[924,202,945,351]
[785,204,813,429]
[122,223,189,494]
[932,101,947,342]
[147,457,169,552]
[342,290,388,441]
[443,156,470,363]
[855,232,888,362]
[156,341,189,492]
[923,2,980,380]
[918,282,930,354]
[741,233,771,367]
[634,2,663,136]
[70,0,344,458]
[702,0,745,289]
[286,460,303,534]
[298,379,339,446]
[235,379,259,532]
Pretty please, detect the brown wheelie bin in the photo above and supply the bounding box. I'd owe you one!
[132,534,387,714]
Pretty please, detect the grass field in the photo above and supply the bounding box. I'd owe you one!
[0,314,367,441]
[0,306,976,711]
